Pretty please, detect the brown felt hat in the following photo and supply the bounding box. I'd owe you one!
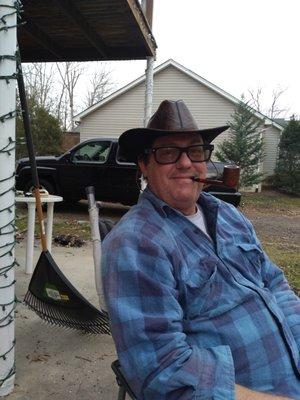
[118,99,229,163]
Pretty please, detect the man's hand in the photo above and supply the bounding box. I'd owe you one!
[236,385,293,399]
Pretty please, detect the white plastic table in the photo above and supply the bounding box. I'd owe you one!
[15,195,63,274]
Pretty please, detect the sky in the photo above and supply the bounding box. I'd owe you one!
[97,0,300,119]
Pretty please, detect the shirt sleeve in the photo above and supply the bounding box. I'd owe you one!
[241,213,300,350]
[101,230,235,400]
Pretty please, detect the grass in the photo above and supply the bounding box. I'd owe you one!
[15,212,28,232]
[240,190,300,294]
[240,190,300,215]
[15,206,91,241]
[262,242,300,296]
[52,220,91,240]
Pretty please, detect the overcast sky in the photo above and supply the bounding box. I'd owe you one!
[103,0,299,118]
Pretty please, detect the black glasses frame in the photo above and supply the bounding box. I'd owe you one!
[145,144,214,164]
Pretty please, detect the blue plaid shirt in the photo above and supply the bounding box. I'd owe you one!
[102,188,300,399]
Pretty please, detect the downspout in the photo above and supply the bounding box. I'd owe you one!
[256,127,265,192]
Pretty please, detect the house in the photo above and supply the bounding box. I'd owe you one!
[75,59,284,178]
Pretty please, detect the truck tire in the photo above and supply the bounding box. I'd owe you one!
[23,179,55,195]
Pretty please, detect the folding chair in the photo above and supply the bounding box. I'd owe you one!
[86,192,137,400]
[111,360,137,400]
[95,218,136,399]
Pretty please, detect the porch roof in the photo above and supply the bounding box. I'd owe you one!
[18,0,157,62]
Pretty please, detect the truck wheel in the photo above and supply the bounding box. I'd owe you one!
[63,198,80,205]
[24,179,55,195]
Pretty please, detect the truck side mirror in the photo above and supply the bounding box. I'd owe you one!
[64,152,76,164]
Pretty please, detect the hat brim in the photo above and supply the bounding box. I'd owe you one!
[118,125,229,163]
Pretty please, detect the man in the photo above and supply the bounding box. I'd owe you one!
[101,100,300,399]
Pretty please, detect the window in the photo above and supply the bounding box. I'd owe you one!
[73,141,111,163]
[116,145,135,165]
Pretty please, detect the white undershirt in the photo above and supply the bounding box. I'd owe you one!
[186,205,211,240]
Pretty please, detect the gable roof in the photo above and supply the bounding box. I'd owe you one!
[75,59,283,130]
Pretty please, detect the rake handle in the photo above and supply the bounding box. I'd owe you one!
[17,61,48,252]
[34,189,47,251]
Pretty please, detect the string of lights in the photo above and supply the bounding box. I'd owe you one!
[0,260,19,277]
[0,0,22,394]
[0,366,15,388]
[0,111,18,123]
[0,218,16,235]
[0,137,15,154]
[0,340,15,361]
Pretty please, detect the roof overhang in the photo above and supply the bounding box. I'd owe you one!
[18,0,157,62]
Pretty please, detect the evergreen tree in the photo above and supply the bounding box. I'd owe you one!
[274,117,300,195]
[215,101,265,188]
[16,94,63,159]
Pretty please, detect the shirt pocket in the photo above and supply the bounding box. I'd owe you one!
[180,256,219,319]
[237,243,263,281]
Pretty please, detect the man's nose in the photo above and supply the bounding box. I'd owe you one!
[176,150,192,167]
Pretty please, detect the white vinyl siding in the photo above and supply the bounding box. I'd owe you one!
[262,125,281,176]
[80,66,237,142]
[79,84,145,140]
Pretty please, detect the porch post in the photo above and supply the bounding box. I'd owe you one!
[141,0,155,127]
[0,0,17,395]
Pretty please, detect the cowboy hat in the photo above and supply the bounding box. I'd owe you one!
[118,99,229,162]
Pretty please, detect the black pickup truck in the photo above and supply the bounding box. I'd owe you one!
[16,138,241,207]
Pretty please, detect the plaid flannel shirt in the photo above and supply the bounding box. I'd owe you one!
[102,188,300,399]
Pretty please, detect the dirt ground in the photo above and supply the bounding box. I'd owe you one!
[53,198,300,252]
[10,243,118,400]
[4,195,300,400]
[243,209,299,248]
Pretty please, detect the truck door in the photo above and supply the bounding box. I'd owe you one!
[58,140,112,201]
[100,143,139,205]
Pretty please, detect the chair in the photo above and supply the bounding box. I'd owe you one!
[97,219,137,399]
[111,360,137,400]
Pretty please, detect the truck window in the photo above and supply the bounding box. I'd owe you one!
[73,141,111,163]
[116,145,136,165]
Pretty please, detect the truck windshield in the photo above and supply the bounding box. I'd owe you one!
[73,141,111,163]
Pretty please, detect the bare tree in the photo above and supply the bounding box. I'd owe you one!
[56,62,83,131]
[22,63,56,110]
[21,62,115,131]
[247,86,288,119]
[248,87,263,113]
[53,83,67,130]
[268,88,288,120]
[54,88,69,132]
[84,63,114,108]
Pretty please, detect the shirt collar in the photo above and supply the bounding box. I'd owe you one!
[140,186,220,219]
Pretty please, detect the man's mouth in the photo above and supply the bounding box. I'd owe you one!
[172,176,194,181]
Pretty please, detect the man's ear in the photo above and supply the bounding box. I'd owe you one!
[137,158,147,178]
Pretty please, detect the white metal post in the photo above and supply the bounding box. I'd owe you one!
[143,56,154,127]
[86,187,103,307]
[141,0,155,127]
[0,0,16,396]
[25,203,36,274]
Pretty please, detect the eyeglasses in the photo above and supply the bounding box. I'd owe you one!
[145,144,214,164]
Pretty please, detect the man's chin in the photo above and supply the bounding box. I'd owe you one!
[170,191,199,208]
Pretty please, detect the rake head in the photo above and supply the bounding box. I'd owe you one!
[24,251,111,334]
